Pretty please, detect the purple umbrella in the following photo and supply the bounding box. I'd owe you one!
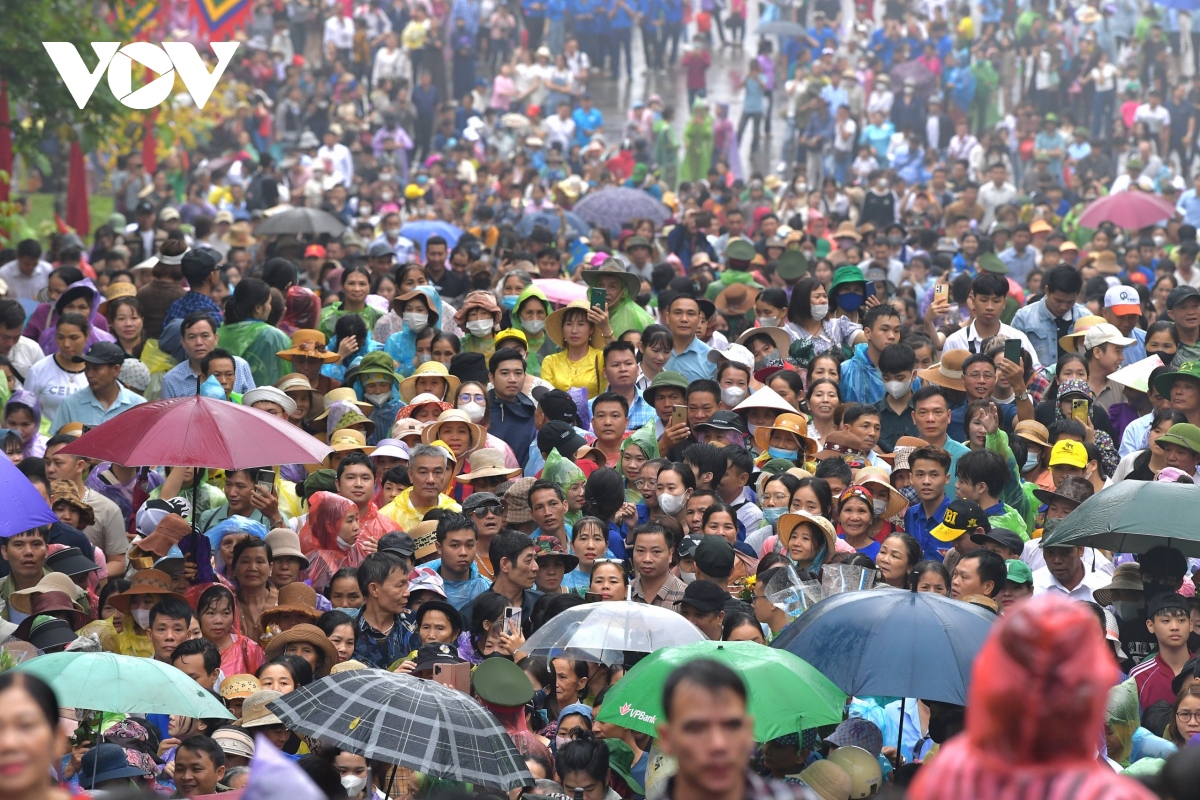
[0,451,59,537]
[573,187,671,232]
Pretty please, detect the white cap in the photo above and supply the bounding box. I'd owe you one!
[1104,285,1142,315]
[1082,322,1136,351]
[707,342,754,371]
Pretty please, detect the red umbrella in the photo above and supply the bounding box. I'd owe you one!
[58,395,332,470]
[1076,192,1177,230]
[65,140,89,236]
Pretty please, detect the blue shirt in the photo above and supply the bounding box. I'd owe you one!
[353,607,420,669]
[1177,189,1200,227]
[423,557,493,611]
[663,336,717,384]
[573,107,604,146]
[50,384,146,434]
[998,246,1039,287]
[904,495,951,560]
[839,343,884,405]
[1011,299,1092,367]
[160,356,256,399]
[661,0,682,23]
[611,0,633,28]
[1122,327,1147,365]
[942,438,971,502]
[842,535,880,560]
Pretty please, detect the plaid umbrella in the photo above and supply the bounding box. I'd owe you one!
[573,187,671,232]
[268,671,533,791]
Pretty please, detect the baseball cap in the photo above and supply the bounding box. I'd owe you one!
[1167,284,1200,310]
[181,246,221,284]
[694,536,735,578]
[1082,322,1136,351]
[72,341,126,366]
[535,388,579,425]
[1148,592,1190,617]
[1005,559,1033,585]
[378,532,415,559]
[929,498,990,542]
[462,491,503,515]
[1048,440,1088,469]
[1104,285,1141,316]
[695,410,748,436]
[368,241,396,259]
[677,533,703,560]
[537,420,586,458]
[413,642,463,671]
[678,579,728,614]
[304,244,327,259]
[970,527,1024,555]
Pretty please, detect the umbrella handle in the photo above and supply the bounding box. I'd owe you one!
[896,697,905,769]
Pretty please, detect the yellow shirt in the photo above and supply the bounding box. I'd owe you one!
[541,347,607,396]
[379,487,461,531]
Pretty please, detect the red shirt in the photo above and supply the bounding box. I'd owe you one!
[1131,653,1187,712]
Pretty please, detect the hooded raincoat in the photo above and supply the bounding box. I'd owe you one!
[36,279,116,354]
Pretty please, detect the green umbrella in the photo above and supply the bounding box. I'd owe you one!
[595,641,845,742]
[15,652,234,719]
[1039,481,1200,556]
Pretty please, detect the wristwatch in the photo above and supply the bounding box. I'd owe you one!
[1016,391,1031,402]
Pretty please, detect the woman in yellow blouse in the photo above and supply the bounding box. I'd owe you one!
[541,299,615,396]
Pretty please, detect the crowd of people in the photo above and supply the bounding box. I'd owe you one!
[8,0,1200,797]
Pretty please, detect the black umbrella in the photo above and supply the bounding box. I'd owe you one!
[269,670,533,791]
[253,207,347,237]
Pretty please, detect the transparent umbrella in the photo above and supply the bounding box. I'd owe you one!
[520,600,707,664]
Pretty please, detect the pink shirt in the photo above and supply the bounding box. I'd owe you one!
[491,75,516,109]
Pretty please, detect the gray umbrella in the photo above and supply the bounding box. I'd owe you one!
[516,209,591,237]
[757,20,807,38]
[573,187,671,233]
[269,671,533,791]
[253,207,347,237]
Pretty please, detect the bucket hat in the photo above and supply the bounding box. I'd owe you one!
[399,360,461,403]
[277,329,339,363]
[263,623,339,678]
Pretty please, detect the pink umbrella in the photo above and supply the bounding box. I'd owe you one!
[1076,192,1177,230]
[532,278,588,305]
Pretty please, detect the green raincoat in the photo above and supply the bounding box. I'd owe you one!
[704,268,765,300]
[512,286,561,377]
[543,448,586,528]
[609,295,656,338]
[620,419,660,503]
[679,104,714,185]
[1106,678,1140,767]
[319,302,385,340]
[653,118,680,189]
[217,320,292,386]
[970,59,1000,131]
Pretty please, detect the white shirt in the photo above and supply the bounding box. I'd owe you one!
[370,233,416,264]
[942,321,1043,369]
[0,260,52,302]
[1134,103,1171,135]
[323,14,356,50]
[1031,564,1113,602]
[316,142,354,187]
[23,354,87,426]
[544,114,576,153]
[1,336,44,385]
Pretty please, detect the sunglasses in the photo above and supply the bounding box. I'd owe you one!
[469,504,503,518]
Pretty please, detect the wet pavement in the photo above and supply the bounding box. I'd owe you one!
[582,8,782,179]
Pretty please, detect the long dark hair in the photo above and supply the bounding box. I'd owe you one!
[224,277,272,324]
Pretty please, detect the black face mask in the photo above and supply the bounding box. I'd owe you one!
[927,711,963,743]
[636,292,652,308]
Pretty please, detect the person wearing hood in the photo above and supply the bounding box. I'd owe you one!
[580,260,653,339]
[679,99,714,186]
[383,285,443,377]
[345,352,404,445]
[36,278,116,355]
[456,290,503,357]
[510,285,560,377]
[3,389,48,458]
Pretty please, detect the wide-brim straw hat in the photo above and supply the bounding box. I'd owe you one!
[753,412,817,455]
[220,674,261,701]
[260,583,322,626]
[313,388,373,420]
[737,326,792,357]
[459,448,521,482]
[98,282,137,317]
[277,373,323,411]
[277,329,340,363]
[327,429,377,456]
[545,300,607,349]
[581,258,640,298]
[263,623,339,678]
[399,361,461,403]
[1093,562,1143,607]
[239,689,285,728]
[106,569,188,614]
[855,467,910,518]
[395,393,453,421]
[421,409,486,455]
[916,349,968,392]
[1057,315,1106,353]
[1013,420,1051,449]
[9,573,88,615]
[778,511,837,557]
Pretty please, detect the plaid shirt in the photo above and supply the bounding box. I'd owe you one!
[1027,366,1052,406]
[163,291,224,328]
[631,574,687,612]
[353,607,420,669]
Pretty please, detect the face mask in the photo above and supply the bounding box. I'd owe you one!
[747,423,759,437]
[132,609,151,630]
[341,776,367,796]
[501,295,519,310]
[403,312,428,331]
[462,401,486,423]
[810,303,829,321]
[680,569,696,584]
[763,506,787,526]
[767,446,799,461]
[1153,235,1166,248]
[837,293,864,312]
[554,736,572,752]
[884,380,910,400]
[466,320,494,337]
[873,498,888,516]
[877,178,889,189]
[366,391,391,406]
[1023,452,1040,472]
[658,491,687,515]
[385,227,402,238]
[1112,600,1142,620]
[636,292,652,306]
[380,191,394,202]
[523,318,546,334]
[721,386,748,407]
[756,316,779,329]
[416,353,432,366]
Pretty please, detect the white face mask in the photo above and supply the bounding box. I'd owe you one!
[658,491,687,515]
[132,609,151,630]
[466,320,494,337]
[366,391,391,406]
[523,318,546,335]
[341,775,367,796]
[403,312,429,331]
[873,498,888,516]
[461,401,486,423]
[385,227,402,239]
[884,380,910,400]
[810,303,829,321]
[721,386,748,408]
[680,569,696,584]
[1153,235,1166,248]
[756,316,779,329]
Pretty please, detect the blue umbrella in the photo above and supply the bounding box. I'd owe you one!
[0,445,58,537]
[516,210,591,238]
[401,221,463,256]
[771,589,995,706]
[1150,0,1200,10]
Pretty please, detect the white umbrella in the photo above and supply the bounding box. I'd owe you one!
[521,601,707,664]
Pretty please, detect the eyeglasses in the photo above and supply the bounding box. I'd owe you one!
[459,393,486,404]
[593,558,626,568]
[634,478,658,490]
[469,504,503,517]
[1176,710,1200,722]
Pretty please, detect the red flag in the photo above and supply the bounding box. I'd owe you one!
[66,140,90,236]
[142,110,158,175]
[0,82,11,202]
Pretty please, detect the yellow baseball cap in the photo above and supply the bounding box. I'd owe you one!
[1048,440,1088,469]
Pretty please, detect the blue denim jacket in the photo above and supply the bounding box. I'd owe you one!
[1010,299,1091,367]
